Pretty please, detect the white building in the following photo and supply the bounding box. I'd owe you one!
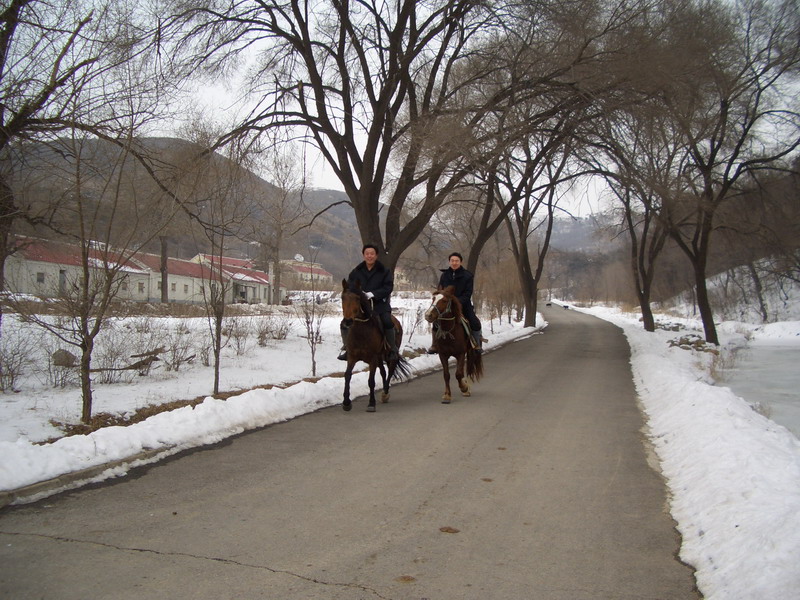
[4,236,284,305]
[280,259,334,287]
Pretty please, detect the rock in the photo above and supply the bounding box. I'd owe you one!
[52,349,77,368]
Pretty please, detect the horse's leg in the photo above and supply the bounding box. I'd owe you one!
[457,352,471,396]
[379,361,390,403]
[439,353,452,404]
[366,364,377,412]
[343,361,355,411]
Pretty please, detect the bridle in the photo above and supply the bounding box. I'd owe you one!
[428,293,457,341]
[343,291,373,326]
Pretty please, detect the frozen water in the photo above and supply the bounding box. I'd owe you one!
[722,344,800,439]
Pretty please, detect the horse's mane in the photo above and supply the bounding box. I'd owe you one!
[355,288,374,318]
[346,287,374,319]
[343,282,374,319]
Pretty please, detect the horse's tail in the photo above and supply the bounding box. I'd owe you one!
[467,349,483,382]
[390,354,412,381]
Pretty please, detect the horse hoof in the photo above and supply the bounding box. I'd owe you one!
[343,402,352,412]
[381,392,390,403]
[366,405,376,413]
[461,390,471,397]
[441,396,451,404]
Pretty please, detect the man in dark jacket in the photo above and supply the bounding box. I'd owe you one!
[429,252,483,354]
[338,244,399,361]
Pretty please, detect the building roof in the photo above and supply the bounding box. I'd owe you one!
[194,254,256,270]
[193,253,273,285]
[284,263,334,277]
[13,237,148,275]
[12,237,270,285]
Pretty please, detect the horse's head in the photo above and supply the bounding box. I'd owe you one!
[424,285,458,323]
[341,279,371,324]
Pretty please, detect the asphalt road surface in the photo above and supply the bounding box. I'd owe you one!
[0,306,700,600]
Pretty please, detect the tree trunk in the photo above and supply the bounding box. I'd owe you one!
[514,243,539,328]
[639,290,656,332]
[272,229,284,305]
[80,341,94,424]
[630,245,656,332]
[160,236,169,303]
[524,289,538,327]
[213,306,223,395]
[0,175,16,299]
[692,256,719,345]
[272,258,281,305]
[747,261,768,323]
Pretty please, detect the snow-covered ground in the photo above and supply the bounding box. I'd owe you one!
[573,306,800,600]
[1,294,798,599]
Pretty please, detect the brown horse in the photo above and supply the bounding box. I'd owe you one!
[424,285,484,403]
[340,279,410,412]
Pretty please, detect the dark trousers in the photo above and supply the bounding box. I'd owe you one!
[378,311,393,330]
[462,302,481,331]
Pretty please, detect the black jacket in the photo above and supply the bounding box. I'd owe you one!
[347,260,393,314]
[438,266,474,309]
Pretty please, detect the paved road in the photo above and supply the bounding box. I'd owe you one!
[0,306,699,599]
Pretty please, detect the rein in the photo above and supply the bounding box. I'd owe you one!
[431,298,458,341]
[345,294,374,323]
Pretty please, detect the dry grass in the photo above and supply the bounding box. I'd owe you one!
[44,383,281,443]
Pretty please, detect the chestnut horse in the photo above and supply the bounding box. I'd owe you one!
[340,279,410,412]
[424,285,484,403]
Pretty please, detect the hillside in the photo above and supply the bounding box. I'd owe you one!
[7,137,363,282]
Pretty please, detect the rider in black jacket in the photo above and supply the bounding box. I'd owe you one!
[429,252,483,354]
[338,244,399,361]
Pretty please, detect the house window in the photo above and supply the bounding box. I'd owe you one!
[36,272,45,284]
[184,284,189,293]
[157,281,162,290]
[121,281,128,291]
[171,282,176,292]
[138,282,145,294]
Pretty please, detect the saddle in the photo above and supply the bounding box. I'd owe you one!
[434,316,477,349]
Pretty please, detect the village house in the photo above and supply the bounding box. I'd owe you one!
[190,254,276,304]
[4,236,285,306]
[280,258,334,288]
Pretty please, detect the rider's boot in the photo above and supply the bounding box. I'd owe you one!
[385,327,399,361]
[337,323,350,361]
[471,329,483,355]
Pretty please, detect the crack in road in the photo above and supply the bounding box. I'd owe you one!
[0,530,392,599]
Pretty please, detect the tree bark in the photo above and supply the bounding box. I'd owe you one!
[160,236,169,303]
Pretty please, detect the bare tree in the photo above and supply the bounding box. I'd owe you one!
[586,106,680,331]
[0,0,169,292]
[167,0,511,267]
[175,128,257,396]
[247,145,309,305]
[7,133,180,423]
[293,244,330,376]
[655,0,800,344]
[169,0,650,272]
[497,144,575,327]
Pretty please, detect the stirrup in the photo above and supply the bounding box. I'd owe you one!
[427,346,438,355]
[337,350,347,361]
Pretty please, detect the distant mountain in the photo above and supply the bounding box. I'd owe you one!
[550,216,620,253]
[281,187,362,280]
[8,137,364,283]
